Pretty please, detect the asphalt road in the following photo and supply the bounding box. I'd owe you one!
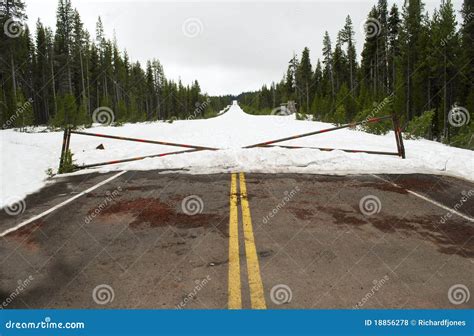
[0,171,473,309]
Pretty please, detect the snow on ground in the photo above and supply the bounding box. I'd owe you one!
[1,102,473,207]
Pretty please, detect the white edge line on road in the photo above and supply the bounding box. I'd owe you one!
[0,171,127,238]
[371,174,474,223]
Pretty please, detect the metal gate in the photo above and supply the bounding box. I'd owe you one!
[58,114,405,173]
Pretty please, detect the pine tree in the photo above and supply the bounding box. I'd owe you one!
[458,0,473,126]
[340,15,357,92]
[76,97,90,126]
[71,9,88,115]
[397,0,425,121]
[333,33,347,94]
[14,92,34,130]
[361,6,379,97]
[387,4,401,92]
[296,47,312,113]
[428,0,459,139]
[34,20,51,123]
[285,53,298,101]
[1,0,470,150]
[54,0,75,95]
[377,0,389,94]
[0,0,27,124]
[322,31,335,98]
[50,95,76,129]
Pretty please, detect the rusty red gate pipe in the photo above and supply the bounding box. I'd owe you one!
[262,145,400,156]
[244,116,393,149]
[70,130,218,151]
[76,149,201,170]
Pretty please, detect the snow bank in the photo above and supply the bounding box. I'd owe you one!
[1,103,472,207]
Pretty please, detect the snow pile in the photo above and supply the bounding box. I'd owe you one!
[1,103,473,207]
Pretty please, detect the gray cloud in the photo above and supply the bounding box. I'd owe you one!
[26,0,460,96]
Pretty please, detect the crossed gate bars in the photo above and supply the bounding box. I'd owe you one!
[58,115,405,172]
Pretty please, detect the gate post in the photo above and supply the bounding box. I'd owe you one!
[398,128,406,159]
[392,115,405,159]
[59,127,71,171]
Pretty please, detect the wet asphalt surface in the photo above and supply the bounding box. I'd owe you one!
[0,171,473,309]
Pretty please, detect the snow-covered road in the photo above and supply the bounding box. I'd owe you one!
[1,102,473,207]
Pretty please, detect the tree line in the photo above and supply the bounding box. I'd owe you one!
[1,0,472,149]
[238,0,473,149]
[0,0,225,130]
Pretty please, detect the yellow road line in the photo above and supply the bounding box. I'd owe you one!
[228,173,242,309]
[239,172,267,309]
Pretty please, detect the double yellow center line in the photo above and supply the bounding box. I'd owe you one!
[228,173,242,308]
[228,173,266,309]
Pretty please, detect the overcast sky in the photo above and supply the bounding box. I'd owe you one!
[25,0,463,96]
